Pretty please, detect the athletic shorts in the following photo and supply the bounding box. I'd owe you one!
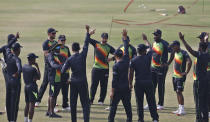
[25,84,38,103]
[49,82,61,97]
[172,77,186,92]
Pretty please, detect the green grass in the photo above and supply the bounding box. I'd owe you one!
[0,0,210,121]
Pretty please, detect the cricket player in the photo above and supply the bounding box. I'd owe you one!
[23,53,41,122]
[179,32,210,122]
[167,40,192,115]
[197,32,210,117]
[36,28,58,107]
[144,29,169,110]
[46,44,63,118]
[57,35,71,111]
[5,42,22,122]
[108,29,132,122]
[89,30,115,105]
[61,25,92,122]
[129,34,159,122]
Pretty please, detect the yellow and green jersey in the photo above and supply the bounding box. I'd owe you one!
[173,50,189,78]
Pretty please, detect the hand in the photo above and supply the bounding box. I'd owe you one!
[12,72,19,78]
[66,80,70,84]
[181,72,187,76]
[142,33,148,41]
[122,29,127,40]
[89,29,96,35]
[204,33,209,42]
[110,91,114,100]
[33,62,39,68]
[179,32,184,40]
[85,25,90,32]
[107,58,113,62]
[16,32,20,39]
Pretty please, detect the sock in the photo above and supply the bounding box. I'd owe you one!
[24,117,28,122]
[180,105,184,110]
[28,119,32,122]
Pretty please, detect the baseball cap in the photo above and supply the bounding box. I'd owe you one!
[153,29,162,36]
[27,53,38,60]
[47,28,58,33]
[114,49,123,58]
[137,44,149,52]
[12,43,23,50]
[8,34,16,41]
[58,35,66,41]
[197,32,207,39]
[170,40,180,47]
[101,33,108,39]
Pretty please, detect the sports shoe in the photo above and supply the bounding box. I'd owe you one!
[157,105,164,110]
[98,102,104,105]
[0,112,3,115]
[172,109,179,114]
[54,107,59,113]
[49,113,62,118]
[209,112,210,118]
[144,104,149,110]
[62,106,71,112]
[153,120,159,122]
[35,102,40,107]
[105,106,110,111]
[176,109,186,116]
[45,112,50,116]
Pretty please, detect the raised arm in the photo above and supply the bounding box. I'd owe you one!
[142,33,152,51]
[179,32,198,57]
[81,26,91,58]
[122,29,129,59]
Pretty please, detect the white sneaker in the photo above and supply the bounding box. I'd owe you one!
[54,107,59,113]
[172,109,179,114]
[98,102,104,105]
[105,106,110,111]
[209,112,210,118]
[62,106,71,112]
[35,102,40,107]
[153,120,158,122]
[144,104,149,110]
[177,109,186,116]
[157,105,164,110]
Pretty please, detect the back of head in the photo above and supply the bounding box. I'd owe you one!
[114,49,123,59]
[72,42,80,52]
[7,34,16,44]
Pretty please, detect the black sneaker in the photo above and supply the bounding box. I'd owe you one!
[45,112,50,116]
[49,113,62,118]
[0,112,3,115]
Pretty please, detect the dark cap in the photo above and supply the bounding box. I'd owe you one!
[114,49,123,58]
[153,29,162,36]
[137,44,149,52]
[27,53,38,60]
[101,33,108,39]
[47,28,58,33]
[8,34,16,41]
[170,40,180,47]
[12,43,23,50]
[58,35,66,41]
[197,32,207,39]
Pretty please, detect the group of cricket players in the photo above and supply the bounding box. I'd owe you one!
[0,25,210,122]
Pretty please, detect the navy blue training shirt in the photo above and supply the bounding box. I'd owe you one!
[61,33,90,84]
[112,38,130,92]
[23,64,39,85]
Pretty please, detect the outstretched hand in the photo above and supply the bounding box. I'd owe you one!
[89,29,96,35]
[142,33,147,41]
[85,25,90,33]
[16,32,20,39]
[122,29,127,40]
[179,32,184,40]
